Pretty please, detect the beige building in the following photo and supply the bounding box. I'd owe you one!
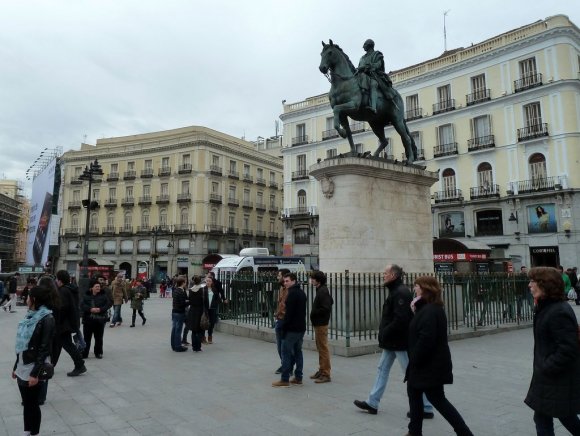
[58,126,283,279]
[0,180,23,272]
[280,14,580,271]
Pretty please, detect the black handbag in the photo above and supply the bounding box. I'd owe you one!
[38,362,54,380]
[200,290,210,330]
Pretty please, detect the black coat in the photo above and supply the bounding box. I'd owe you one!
[80,290,112,322]
[378,279,413,351]
[186,287,207,333]
[406,300,453,389]
[524,299,580,417]
[13,314,56,378]
[310,284,333,326]
[281,284,306,333]
[57,284,80,334]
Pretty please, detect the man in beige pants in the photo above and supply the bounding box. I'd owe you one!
[309,270,334,383]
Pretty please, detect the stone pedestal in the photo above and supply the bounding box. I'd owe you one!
[310,157,439,273]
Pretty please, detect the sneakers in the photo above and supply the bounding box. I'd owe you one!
[406,411,434,419]
[109,323,116,328]
[67,365,87,377]
[314,375,331,383]
[310,371,321,379]
[290,377,303,385]
[354,400,378,415]
[272,380,291,388]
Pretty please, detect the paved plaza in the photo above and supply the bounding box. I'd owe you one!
[1,298,578,436]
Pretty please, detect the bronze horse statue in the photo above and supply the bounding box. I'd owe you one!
[319,40,417,164]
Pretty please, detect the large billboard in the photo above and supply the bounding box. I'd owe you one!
[26,157,57,266]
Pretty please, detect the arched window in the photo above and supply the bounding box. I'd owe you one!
[529,153,546,181]
[106,212,115,229]
[159,208,168,227]
[297,190,307,212]
[141,209,149,228]
[124,211,132,231]
[180,208,188,225]
[442,168,456,197]
[210,209,218,226]
[71,213,79,229]
[89,212,98,231]
[477,162,493,190]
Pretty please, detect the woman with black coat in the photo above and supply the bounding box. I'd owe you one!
[525,267,580,435]
[204,274,224,344]
[12,286,56,436]
[80,279,112,359]
[186,276,207,352]
[405,276,473,436]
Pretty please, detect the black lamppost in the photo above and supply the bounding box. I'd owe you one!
[150,226,162,293]
[78,159,103,293]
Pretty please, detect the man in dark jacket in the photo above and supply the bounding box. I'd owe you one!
[272,272,306,388]
[309,270,333,383]
[2,272,19,312]
[54,270,87,377]
[171,276,189,352]
[354,264,433,417]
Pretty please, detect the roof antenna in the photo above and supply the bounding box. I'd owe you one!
[443,10,451,52]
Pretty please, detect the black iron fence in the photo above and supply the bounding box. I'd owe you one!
[216,272,532,347]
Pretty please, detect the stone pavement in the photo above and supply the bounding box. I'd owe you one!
[1,298,578,436]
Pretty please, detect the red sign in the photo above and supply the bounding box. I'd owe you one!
[433,253,488,261]
[203,263,216,270]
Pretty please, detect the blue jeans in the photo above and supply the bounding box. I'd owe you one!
[275,320,283,363]
[368,349,432,412]
[171,312,186,350]
[111,304,122,324]
[533,411,580,436]
[281,331,304,382]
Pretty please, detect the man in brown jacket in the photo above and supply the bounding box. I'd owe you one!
[273,268,290,374]
[110,273,128,327]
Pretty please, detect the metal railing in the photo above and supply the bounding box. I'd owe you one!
[517,123,549,141]
[291,170,309,180]
[514,73,543,93]
[467,135,495,151]
[140,168,154,178]
[216,272,533,345]
[511,176,558,194]
[405,107,423,121]
[178,164,192,174]
[158,167,171,177]
[466,89,490,106]
[432,99,455,115]
[470,184,500,200]
[322,129,339,141]
[292,135,309,146]
[433,189,463,203]
[433,142,458,158]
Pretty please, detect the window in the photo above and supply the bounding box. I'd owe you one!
[296,155,306,172]
[297,190,307,210]
[143,185,151,197]
[437,85,451,104]
[92,188,99,200]
[243,164,251,177]
[108,187,116,200]
[89,213,98,230]
[180,208,188,225]
[141,209,150,228]
[212,182,219,194]
[471,74,486,94]
[437,124,455,146]
[519,57,537,78]
[524,102,542,128]
[325,116,334,130]
[442,168,456,195]
[212,155,220,166]
[529,153,547,181]
[182,154,191,165]
[406,94,420,118]
[471,115,492,139]
[228,213,235,229]
[257,191,264,205]
[161,183,168,196]
[210,209,218,226]
[229,160,237,173]
[229,186,236,200]
[181,181,189,194]
[257,217,263,231]
[160,209,168,227]
[475,210,503,236]
[270,194,276,208]
[144,159,152,170]
[477,162,493,189]
[269,219,275,232]
[270,171,276,183]
[161,157,169,169]
[74,167,82,177]
[243,215,249,230]
[355,143,364,154]
[243,189,250,202]
[227,240,236,253]
[106,212,114,228]
[125,186,133,198]
[257,168,264,180]
[71,213,79,229]
[73,190,80,202]
[127,161,135,170]
[294,228,310,244]
[124,212,132,230]
[411,132,422,150]
[296,123,306,139]
[110,163,118,173]
[326,148,337,159]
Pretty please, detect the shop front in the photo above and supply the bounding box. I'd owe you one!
[433,238,491,273]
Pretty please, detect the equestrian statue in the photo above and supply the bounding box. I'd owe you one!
[319,39,418,164]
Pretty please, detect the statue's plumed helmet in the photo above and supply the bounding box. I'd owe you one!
[364,39,375,48]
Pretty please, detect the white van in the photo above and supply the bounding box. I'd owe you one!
[212,248,306,275]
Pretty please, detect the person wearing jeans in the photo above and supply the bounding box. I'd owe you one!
[109,274,128,327]
[272,273,306,387]
[355,264,433,417]
[170,276,188,352]
[273,269,290,374]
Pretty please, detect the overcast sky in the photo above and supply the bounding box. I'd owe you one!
[0,0,577,189]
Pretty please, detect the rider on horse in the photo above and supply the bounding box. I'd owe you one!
[356,39,393,113]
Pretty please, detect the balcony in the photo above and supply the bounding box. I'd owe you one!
[509,176,558,195]
[226,227,239,235]
[432,99,455,115]
[138,196,152,205]
[256,177,266,186]
[401,149,425,161]
[89,226,99,235]
[242,174,253,183]
[102,226,117,235]
[209,165,222,176]
[286,207,311,217]
[106,172,119,182]
[268,231,278,239]
[158,167,171,177]
[291,170,309,181]
[178,163,192,174]
[156,195,170,204]
[269,205,279,214]
[136,226,151,234]
[209,194,222,204]
[467,135,495,152]
[433,142,458,158]
[514,73,543,93]
[206,225,224,234]
[64,228,80,236]
[242,229,253,237]
[104,198,117,208]
[68,200,82,209]
[292,135,309,146]
[350,121,365,133]
[470,184,500,200]
[269,180,278,189]
[174,224,192,233]
[123,170,137,180]
[227,197,239,207]
[322,129,339,141]
[70,179,83,185]
[242,201,253,209]
[121,197,135,207]
[405,107,423,121]
[177,193,191,203]
[255,230,267,238]
[433,189,463,203]
[255,203,266,211]
[119,225,133,235]
[140,168,154,178]
[466,89,491,106]
[517,123,549,142]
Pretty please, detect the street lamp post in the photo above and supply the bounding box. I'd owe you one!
[78,159,103,294]
[150,226,162,293]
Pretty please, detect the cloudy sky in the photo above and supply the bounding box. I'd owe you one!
[0,0,577,188]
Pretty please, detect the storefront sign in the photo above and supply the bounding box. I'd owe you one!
[530,247,558,255]
[433,253,488,261]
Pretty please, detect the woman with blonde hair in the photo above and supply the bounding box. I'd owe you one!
[405,276,473,436]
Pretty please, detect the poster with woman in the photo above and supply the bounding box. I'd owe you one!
[439,212,465,237]
[527,204,557,233]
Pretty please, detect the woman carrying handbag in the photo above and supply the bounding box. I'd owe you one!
[186,276,208,352]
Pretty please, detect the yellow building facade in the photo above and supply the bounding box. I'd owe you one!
[280,14,580,271]
[58,126,283,278]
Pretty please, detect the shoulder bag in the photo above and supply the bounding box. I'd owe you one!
[200,290,210,330]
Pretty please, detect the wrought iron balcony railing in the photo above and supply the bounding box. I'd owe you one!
[140,168,154,178]
[209,194,222,204]
[178,163,192,174]
[470,184,500,200]
[209,165,222,176]
[467,135,495,151]
[432,99,455,115]
[104,198,117,208]
[405,107,423,121]
[517,123,549,142]
[106,172,119,181]
[177,193,191,202]
[433,189,463,203]
[466,89,491,106]
[292,135,309,146]
[228,170,239,179]
[508,176,558,194]
[138,196,152,205]
[514,73,543,93]
[121,197,135,206]
[291,170,309,180]
[123,170,136,180]
[322,129,339,141]
[433,142,458,158]
[156,195,170,204]
[158,167,171,177]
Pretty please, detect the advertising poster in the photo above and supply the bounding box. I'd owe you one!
[26,158,57,266]
[527,204,557,234]
[439,212,465,237]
